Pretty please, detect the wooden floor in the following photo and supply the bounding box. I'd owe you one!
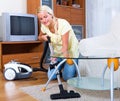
[0,69,58,101]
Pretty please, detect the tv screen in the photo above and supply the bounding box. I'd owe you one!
[41,0,53,9]
[11,16,35,35]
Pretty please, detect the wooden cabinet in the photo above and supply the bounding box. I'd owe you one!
[55,0,86,37]
[55,6,71,23]
[27,0,40,15]
[55,0,85,24]
[70,8,85,25]
[0,41,43,72]
[27,0,86,37]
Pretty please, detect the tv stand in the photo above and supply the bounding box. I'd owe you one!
[0,41,44,72]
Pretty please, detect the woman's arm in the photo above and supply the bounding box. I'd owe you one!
[61,31,69,57]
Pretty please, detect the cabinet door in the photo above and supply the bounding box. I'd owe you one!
[27,0,40,14]
[70,8,85,24]
[56,6,71,22]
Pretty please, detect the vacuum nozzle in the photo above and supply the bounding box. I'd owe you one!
[50,84,81,100]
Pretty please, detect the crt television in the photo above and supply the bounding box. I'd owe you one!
[0,12,38,41]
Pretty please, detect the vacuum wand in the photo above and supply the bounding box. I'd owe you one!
[47,36,81,100]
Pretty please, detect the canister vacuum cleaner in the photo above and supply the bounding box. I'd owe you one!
[3,60,32,81]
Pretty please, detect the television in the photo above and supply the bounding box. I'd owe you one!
[0,12,38,41]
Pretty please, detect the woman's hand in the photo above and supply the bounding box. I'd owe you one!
[62,51,69,57]
[38,31,48,41]
[40,34,48,41]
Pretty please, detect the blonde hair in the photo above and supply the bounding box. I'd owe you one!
[37,5,54,16]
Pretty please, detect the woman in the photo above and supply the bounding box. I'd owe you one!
[37,5,79,81]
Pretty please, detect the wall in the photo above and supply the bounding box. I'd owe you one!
[0,0,27,16]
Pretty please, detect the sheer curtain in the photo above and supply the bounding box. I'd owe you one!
[81,0,120,85]
[86,0,120,37]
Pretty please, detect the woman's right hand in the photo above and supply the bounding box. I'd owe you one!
[38,34,48,41]
[41,35,48,41]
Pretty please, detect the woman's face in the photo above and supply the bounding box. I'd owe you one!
[37,11,53,27]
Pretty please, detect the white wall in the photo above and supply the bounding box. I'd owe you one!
[0,0,27,15]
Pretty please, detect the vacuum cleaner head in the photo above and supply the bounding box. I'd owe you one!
[50,84,81,100]
[50,90,80,100]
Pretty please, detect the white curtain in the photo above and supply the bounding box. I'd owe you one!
[86,0,120,37]
[79,0,120,85]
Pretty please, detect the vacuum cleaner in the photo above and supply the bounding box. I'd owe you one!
[3,60,32,81]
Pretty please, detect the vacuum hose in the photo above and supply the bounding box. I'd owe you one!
[39,36,52,72]
[33,40,49,72]
[39,41,49,72]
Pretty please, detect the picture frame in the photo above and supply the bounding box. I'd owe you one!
[41,0,53,9]
[71,25,83,42]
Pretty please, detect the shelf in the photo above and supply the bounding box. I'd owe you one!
[56,0,84,8]
[2,42,43,55]
[56,4,84,9]
[1,40,42,44]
